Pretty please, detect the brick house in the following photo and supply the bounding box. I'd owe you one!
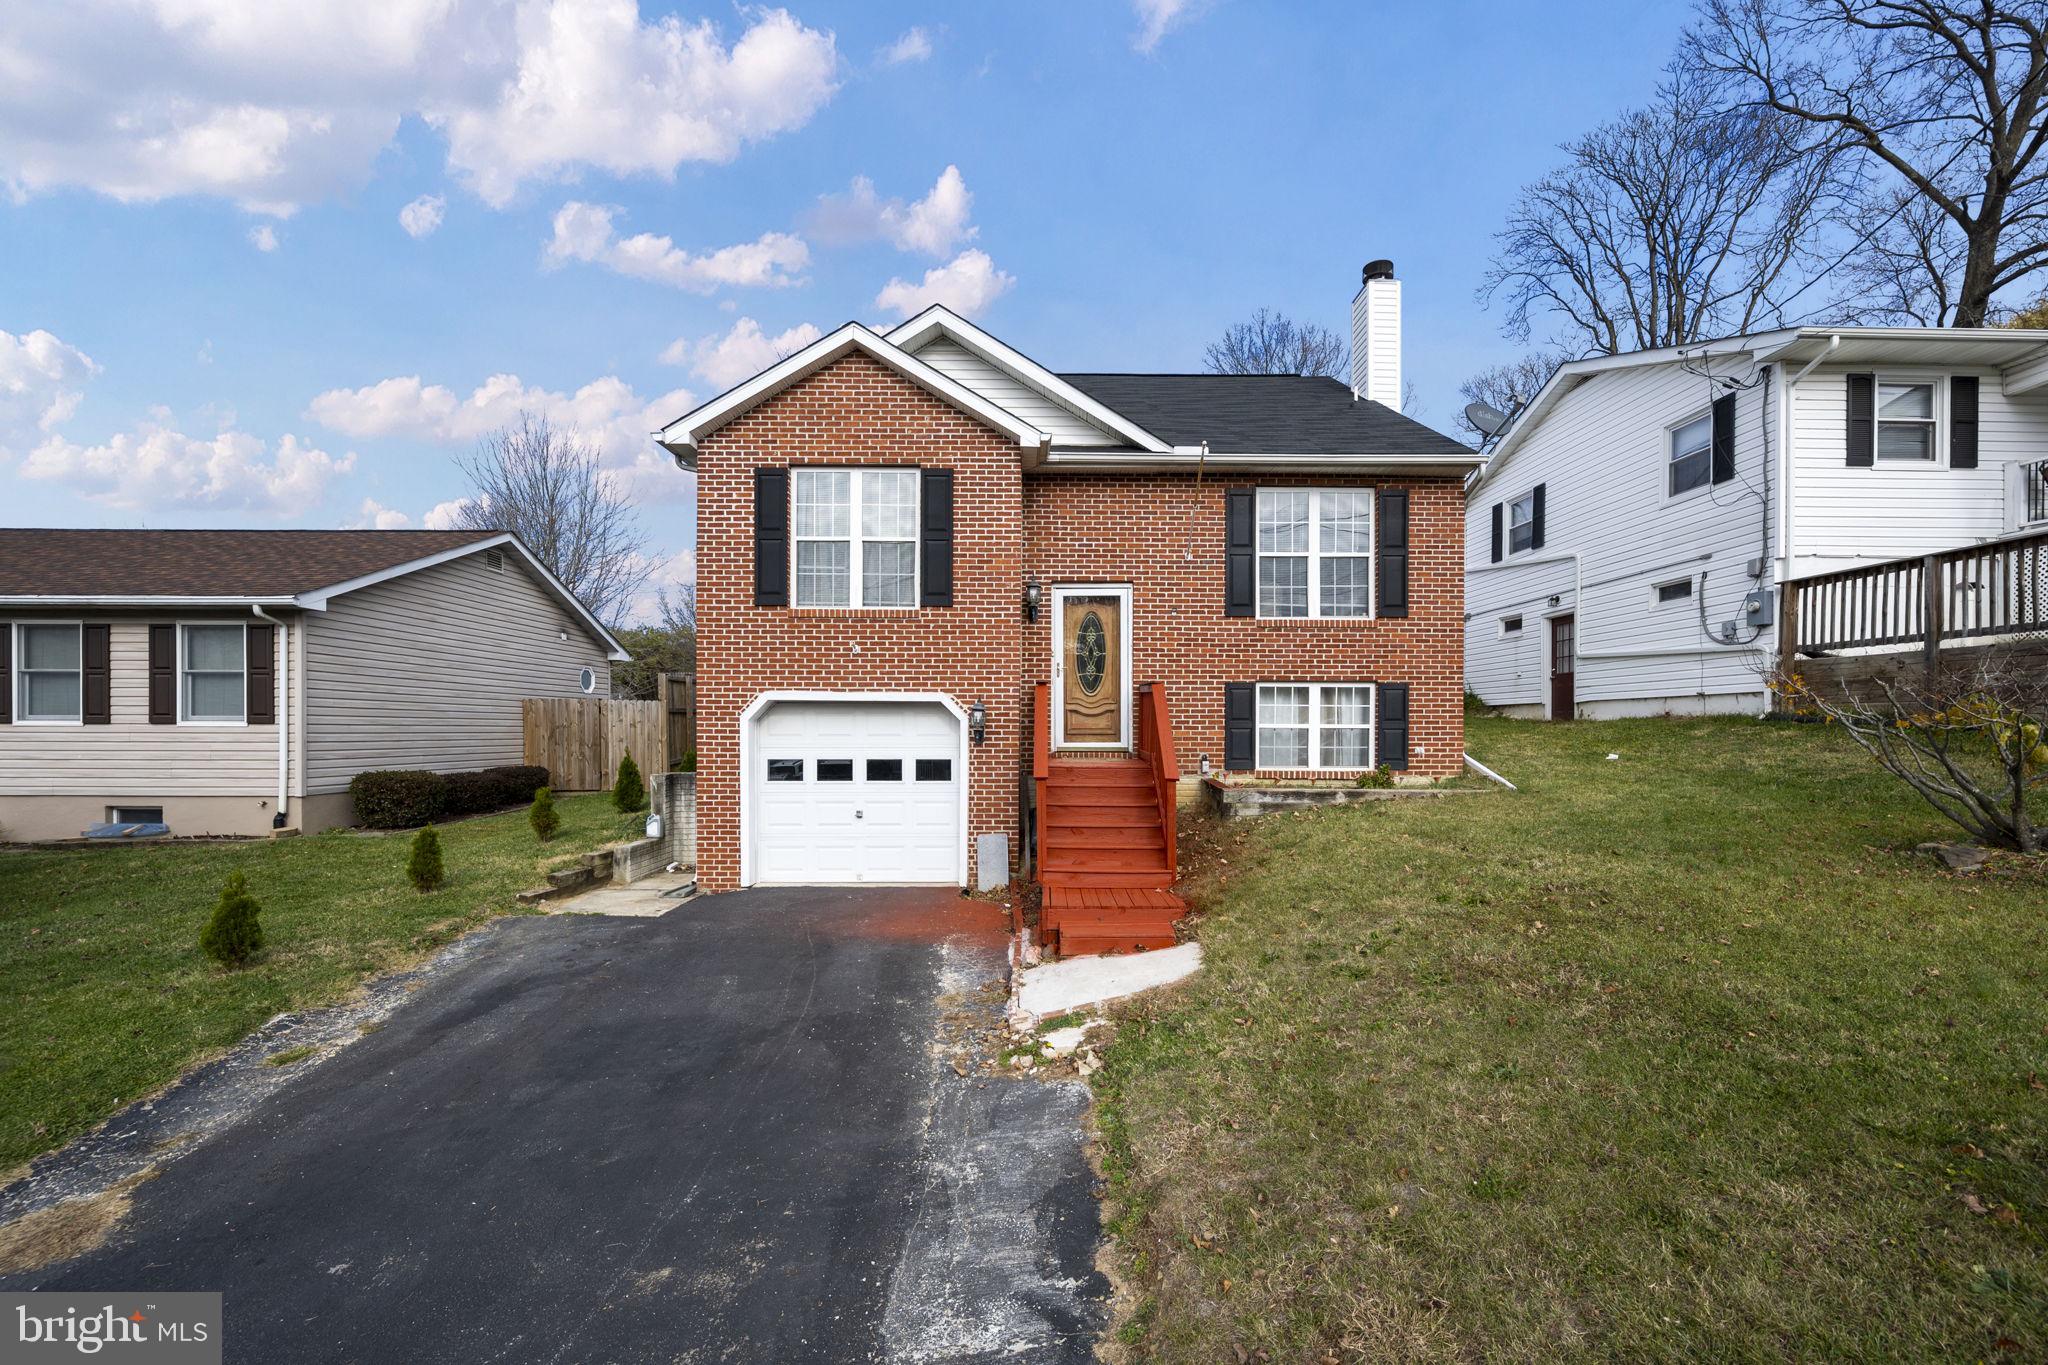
[659,262,1480,948]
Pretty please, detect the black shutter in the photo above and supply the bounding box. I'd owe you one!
[754,468,790,607]
[82,624,111,725]
[1224,683,1255,771]
[148,624,176,724]
[1225,489,1255,617]
[0,626,10,725]
[1490,503,1503,563]
[1530,483,1547,550]
[247,622,276,725]
[1376,683,1410,771]
[1846,373,1875,466]
[1950,376,1979,469]
[1711,392,1737,484]
[920,468,954,607]
[1377,487,1409,618]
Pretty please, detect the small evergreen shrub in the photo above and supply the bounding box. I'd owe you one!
[613,750,647,813]
[671,749,697,773]
[407,826,446,891]
[349,769,448,828]
[199,871,263,968]
[530,786,560,841]
[1355,764,1396,790]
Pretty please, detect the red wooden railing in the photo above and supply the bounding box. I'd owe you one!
[1031,682,1051,884]
[1134,682,1180,876]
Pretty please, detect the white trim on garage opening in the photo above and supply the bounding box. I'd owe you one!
[738,690,971,889]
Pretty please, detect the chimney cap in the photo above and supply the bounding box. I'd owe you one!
[1363,259,1396,283]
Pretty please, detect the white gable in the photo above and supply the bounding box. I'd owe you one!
[904,336,1122,447]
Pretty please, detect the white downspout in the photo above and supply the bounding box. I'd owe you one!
[251,604,288,828]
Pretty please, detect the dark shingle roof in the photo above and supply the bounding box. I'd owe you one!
[0,528,502,598]
[1056,373,1475,456]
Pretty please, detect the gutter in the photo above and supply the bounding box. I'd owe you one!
[251,604,290,829]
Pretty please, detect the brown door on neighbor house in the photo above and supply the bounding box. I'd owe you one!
[1059,592,1124,745]
[1550,614,1576,720]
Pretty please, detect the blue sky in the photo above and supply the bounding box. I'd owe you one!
[0,0,1694,616]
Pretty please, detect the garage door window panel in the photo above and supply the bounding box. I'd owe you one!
[768,759,805,781]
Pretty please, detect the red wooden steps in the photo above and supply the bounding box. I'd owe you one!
[1037,756,1188,955]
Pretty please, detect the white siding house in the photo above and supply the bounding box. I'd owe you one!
[1466,327,2048,718]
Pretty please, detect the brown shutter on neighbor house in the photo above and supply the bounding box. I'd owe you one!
[1224,682,1255,771]
[148,623,177,724]
[1376,683,1410,771]
[82,624,111,725]
[754,468,790,607]
[1376,487,1409,618]
[1846,373,1875,466]
[0,626,10,725]
[1711,392,1737,484]
[1225,489,1255,617]
[1950,375,1979,470]
[247,622,276,725]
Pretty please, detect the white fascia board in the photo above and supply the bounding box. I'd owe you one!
[2003,345,2048,396]
[656,321,1049,466]
[296,533,631,660]
[1042,449,1484,472]
[0,595,299,608]
[886,306,1173,452]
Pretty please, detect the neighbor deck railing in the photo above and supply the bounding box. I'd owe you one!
[1781,525,2048,668]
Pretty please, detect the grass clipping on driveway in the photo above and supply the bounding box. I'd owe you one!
[0,795,641,1174]
[1095,715,2048,1362]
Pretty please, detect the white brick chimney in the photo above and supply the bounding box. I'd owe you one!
[1351,258,1400,408]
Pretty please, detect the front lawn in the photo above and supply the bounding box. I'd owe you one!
[1097,713,2048,1361]
[0,796,640,1174]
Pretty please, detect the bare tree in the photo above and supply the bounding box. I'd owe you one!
[452,413,654,627]
[1688,0,2048,327]
[611,585,696,699]
[1481,72,1845,355]
[1457,352,1565,446]
[1203,308,1348,377]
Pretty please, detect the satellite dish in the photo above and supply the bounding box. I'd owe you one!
[1464,401,1512,438]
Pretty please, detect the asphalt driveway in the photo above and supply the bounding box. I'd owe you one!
[3,887,1105,1363]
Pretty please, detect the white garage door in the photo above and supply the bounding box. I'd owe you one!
[750,700,962,885]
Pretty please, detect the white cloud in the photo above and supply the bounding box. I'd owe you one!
[422,496,477,530]
[543,201,807,291]
[305,369,695,501]
[247,224,279,252]
[808,165,974,257]
[1133,0,1196,52]
[662,317,822,389]
[346,497,414,529]
[399,193,446,238]
[879,27,932,65]
[874,249,1015,319]
[620,547,696,626]
[0,327,99,458]
[0,2,838,214]
[23,425,354,515]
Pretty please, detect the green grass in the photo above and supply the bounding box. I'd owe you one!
[1096,713,2048,1362]
[0,796,640,1174]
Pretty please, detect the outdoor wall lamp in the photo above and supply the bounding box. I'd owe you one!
[969,700,988,745]
[1547,594,1562,607]
[1199,752,1212,776]
[1023,580,1043,622]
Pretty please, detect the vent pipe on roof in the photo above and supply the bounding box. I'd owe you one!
[1352,260,1401,408]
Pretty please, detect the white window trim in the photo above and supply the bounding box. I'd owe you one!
[1505,489,1538,556]
[1872,371,1947,468]
[177,621,249,727]
[1255,681,1377,772]
[1254,487,1377,619]
[11,620,84,726]
[791,466,921,610]
[1498,615,1524,636]
[1652,577,1696,606]
[1665,407,1715,500]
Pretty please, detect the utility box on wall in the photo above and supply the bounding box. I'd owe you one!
[1743,590,1775,628]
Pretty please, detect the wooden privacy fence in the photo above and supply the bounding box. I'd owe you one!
[1780,525,2048,672]
[661,672,696,763]
[523,698,665,791]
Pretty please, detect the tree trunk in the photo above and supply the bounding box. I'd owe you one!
[1952,218,2004,327]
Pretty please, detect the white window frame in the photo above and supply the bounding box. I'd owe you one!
[1873,372,1946,467]
[1506,489,1537,556]
[12,621,84,725]
[791,466,921,610]
[1666,408,1714,498]
[1254,488,1376,619]
[1652,577,1695,606]
[1499,614,1524,636]
[1254,682,1377,772]
[177,621,248,727]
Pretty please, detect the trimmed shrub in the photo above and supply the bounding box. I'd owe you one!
[441,770,502,817]
[1355,764,1396,790]
[613,750,647,813]
[530,786,560,841]
[407,826,445,891]
[349,769,447,829]
[199,872,263,968]
[488,765,550,807]
[671,749,697,773]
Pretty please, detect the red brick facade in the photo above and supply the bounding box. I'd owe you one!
[694,353,1465,891]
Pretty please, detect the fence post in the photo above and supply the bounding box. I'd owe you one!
[1776,582,1798,688]
[1921,553,1943,680]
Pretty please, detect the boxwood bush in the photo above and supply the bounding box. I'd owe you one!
[348,770,447,829]
[441,770,503,817]
[488,765,551,807]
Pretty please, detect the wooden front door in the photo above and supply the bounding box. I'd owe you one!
[1057,588,1126,746]
[1549,614,1575,720]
